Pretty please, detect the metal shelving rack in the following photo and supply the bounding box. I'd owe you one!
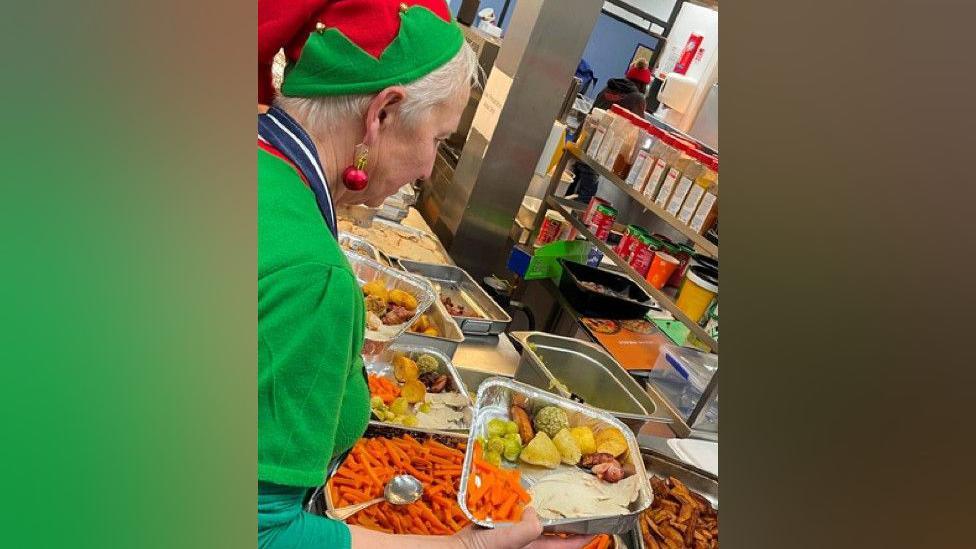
[530,145,719,353]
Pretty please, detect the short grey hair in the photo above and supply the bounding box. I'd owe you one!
[275,42,480,133]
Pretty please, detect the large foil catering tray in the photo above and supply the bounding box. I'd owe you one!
[458,377,653,535]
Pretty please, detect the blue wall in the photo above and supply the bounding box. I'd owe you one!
[449,1,659,98]
[580,15,660,98]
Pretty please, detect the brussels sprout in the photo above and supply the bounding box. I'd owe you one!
[487,436,506,455]
[487,418,508,438]
[484,450,502,467]
[503,437,522,462]
[390,397,410,416]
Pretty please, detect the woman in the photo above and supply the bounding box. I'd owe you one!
[258,1,589,548]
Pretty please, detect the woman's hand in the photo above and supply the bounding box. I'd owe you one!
[454,508,592,549]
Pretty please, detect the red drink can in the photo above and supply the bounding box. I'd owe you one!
[534,211,564,247]
[614,224,645,261]
[583,197,610,225]
[587,203,616,241]
[629,234,656,276]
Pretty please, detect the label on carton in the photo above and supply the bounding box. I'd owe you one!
[655,168,681,207]
[625,151,650,187]
[666,177,694,216]
[643,159,669,199]
[587,127,607,158]
[690,192,718,232]
[678,184,706,224]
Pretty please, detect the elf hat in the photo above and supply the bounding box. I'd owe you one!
[258,0,464,104]
[625,61,653,86]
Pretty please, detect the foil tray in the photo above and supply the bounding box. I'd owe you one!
[458,377,653,535]
[365,344,473,433]
[338,231,386,265]
[345,251,436,358]
[305,423,468,517]
[395,295,466,359]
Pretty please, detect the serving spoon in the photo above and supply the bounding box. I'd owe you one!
[327,474,423,521]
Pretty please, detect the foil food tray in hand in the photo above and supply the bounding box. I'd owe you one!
[365,344,473,432]
[344,251,436,358]
[458,377,653,535]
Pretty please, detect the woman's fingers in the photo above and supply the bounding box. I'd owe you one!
[457,507,543,549]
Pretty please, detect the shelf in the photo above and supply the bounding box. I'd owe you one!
[566,147,718,259]
[545,195,719,353]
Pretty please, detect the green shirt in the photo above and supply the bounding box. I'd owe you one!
[258,150,369,549]
[258,148,371,547]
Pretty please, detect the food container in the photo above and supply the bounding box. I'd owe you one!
[345,251,436,358]
[512,332,671,435]
[647,345,718,432]
[340,217,452,264]
[455,367,511,400]
[646,252,679,290]
[338,232,385,265]
[588,203,617,241]
[376,202,409,222]
[666,244,695,288]
[628,234,657,278]
[634,449,718,549]
[614,225,646,262]
[675,266,718,324]
[397,260,512,336]
[582,196,610,226]
[305,423,467,517]
[396,295,466,359]
[459,377,653,535]
[557,259,656,319]
[365,344,473,432]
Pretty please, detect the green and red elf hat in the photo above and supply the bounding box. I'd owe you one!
[258,0,464,104]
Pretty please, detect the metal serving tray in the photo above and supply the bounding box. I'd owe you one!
[344,252,436,358]
[459,377,652,535]
[371,218,453,265]
[338,232,385,265]
[633,448,718,549]
[365,344,473,432]
[395,295,465,359]
[398,259,512,335]
[305,423,467,516]
[512,332,673,436]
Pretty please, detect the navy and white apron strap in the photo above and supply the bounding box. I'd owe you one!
[258,107,338,237]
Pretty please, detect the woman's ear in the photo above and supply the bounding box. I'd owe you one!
[362,86,407,146]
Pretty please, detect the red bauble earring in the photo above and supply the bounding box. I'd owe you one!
[342,143,369,191]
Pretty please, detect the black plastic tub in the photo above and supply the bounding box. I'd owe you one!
[557,258,656,319]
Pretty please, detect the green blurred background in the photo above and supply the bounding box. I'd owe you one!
[0,1,255,547]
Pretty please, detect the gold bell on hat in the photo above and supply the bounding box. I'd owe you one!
[399,3,409,14]
[315,22,326,33]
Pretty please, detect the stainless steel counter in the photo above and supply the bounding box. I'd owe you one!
[452,333,521,377]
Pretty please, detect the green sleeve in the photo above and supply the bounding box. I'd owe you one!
[258,482,350,549]
[258,262,367,487]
